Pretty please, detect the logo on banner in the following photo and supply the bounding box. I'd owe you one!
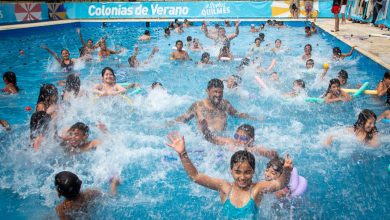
[201,2,230,16]
[14,3,42,21]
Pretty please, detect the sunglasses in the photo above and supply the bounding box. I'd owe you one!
[234,133,250,142]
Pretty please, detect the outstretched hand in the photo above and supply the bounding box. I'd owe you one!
[283,154,293,171]
[166,131,186,154]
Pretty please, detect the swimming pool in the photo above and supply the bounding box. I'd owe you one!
[0,21,389,219]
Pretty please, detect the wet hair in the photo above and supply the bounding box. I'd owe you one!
[260,23,265,27]
[63,74,80,97]
[294,79,306,89]
[61,49,70,55]
[144,30,150,36]
[30,111,51,139]
[266,156,284,174]
[37,84,58,105]
[382,71,390,80]
[69,122,89,136]
[164,27,170,34]
[207,78,224,90]
[237,124,255,139]
[230,150,256,170]
[304,44,312,52]
[101,67,115,78]
[254,37,261,43]
[231,74,242,86]
[151,82,163,89]
[200,52,210,62]
[338,70,349,79]
[306,59,314,65]
[175,40,183,46]
[259,33,265,40]
[267,20,271,24]
[333,47,342,56]
[323,78,341,97]
[275,39,281,43]
[305,26,311,32]
[186,36,192,42]
[55,171,82,200]
[3,71,19,92]
[353,109,378,142]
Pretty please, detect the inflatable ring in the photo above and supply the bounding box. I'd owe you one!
[290,176,308,197]
[288,167,299,192]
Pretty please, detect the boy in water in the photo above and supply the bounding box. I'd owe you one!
[0,119,11,131]
[138,30,151,41]
[170,40,190,60]
[55,171,120,220]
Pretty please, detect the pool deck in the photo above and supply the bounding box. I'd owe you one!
[1,18,389,70]
[315,19,390,70]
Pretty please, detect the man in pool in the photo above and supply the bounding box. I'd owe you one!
[203,20,240,48]
[170,40,190,60]
[175,79,257,132]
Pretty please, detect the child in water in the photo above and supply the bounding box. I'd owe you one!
[93,67,137,96]
[54,171,120,220]
[166,131,293,219]
[2,71,19,94]
[197,52,214,65]
[200,121,277,158]
[61,74,82,102]
[332,46,356,61]
[284,79,306,97]
[217,46,234,61]
[0,119,11,131]
[323,78,351,103]
[36,84,59,117]
[59,122,103,154]
[325,109,379,148]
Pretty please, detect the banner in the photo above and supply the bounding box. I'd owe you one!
[0,3,48,24]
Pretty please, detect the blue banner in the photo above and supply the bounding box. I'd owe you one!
[64,2,273,19]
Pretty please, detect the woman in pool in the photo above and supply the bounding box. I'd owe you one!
[40,45,76,72]
[61,74,82,102]
[325,109,379,147]
[302,44,312,60]
[30,111,51,150]
[332,46,356,61]
[128,46,159,68]
[2,71,19,94]
[36,84,59,117]
[166,131,293,219]
[93,67,137,96]
[54,171,120,220]
[284,79,306,97]
[323,78,351,103]
[197,52,214,66]
[217,46,234,61]
[200,121,277,158]
[376,71,390,104]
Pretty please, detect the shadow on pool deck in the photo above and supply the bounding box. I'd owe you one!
[315,18,390,70]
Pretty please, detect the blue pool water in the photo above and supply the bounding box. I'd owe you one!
[0,21,389,219]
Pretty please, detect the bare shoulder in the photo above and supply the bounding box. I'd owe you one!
[83,189,102,201]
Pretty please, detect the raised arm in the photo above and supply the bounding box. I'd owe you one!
[175,102,197,123]
[378,110,390,121]
[40,44,61,63]
[166,131,229,191]
[342,46,356,58]
[266,58,276,71]
[203,22,217,40]
[253,155,293,195]
[199,119,234,146]
[227,20,240,40]
[76,28,86,47]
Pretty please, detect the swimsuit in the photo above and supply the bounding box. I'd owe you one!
[221,186,258,219]
[332,0,341,14]
[61,59,74,72]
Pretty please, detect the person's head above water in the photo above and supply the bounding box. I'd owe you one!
[3,71,19,91]
[258,33,265,41]
[230,150,256,188]
[200,52,210,63]
[305,26,311,35]
[227,74,242,89]
[30,111,51,139]
[382,71,390,83]
[304,44,312,54]
[64,74,80,96]
[275,39,282,48]
[264,156,284,181]
[333,47,342,57]
[175,40,184,50]
[101,67,116,85]
[144,30,150,36]
[306,59,314,69]
[254,37,261,46]
[293,79,306,91]
[55,171,82,199]
[151,82,163,90]
[186,36,192,43]
[37,83,58,105]
[65,122,90,148]
[218,27,226,36]
[337,70,348,85]
[234,124,255,146]
[207,78,224,106]
[61,49,70,60]
[354,109,378,142]
[325,78,341,96]
[164,27,170,35]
